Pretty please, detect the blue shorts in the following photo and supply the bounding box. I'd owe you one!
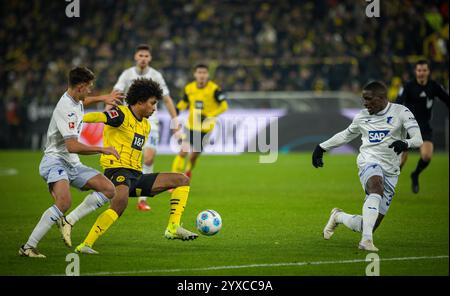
[358,163,398,215]
[39,155,100,190]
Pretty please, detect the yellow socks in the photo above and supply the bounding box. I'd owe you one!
[84,208,118,247]
[171,155,186,173]
[167,186,190,230]
[185,160,193,172]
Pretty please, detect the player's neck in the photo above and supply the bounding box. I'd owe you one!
[129,105,143,121]
[135,66,149,75]
[66,89,81,102]
[196,81,208,89]
[416,78,428,86]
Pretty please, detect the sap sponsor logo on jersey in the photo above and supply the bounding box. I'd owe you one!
[368,130,390,143]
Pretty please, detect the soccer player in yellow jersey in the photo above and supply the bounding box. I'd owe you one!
[171,64,228,178]
[71,78,197,255]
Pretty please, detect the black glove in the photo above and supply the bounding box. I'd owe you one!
[312,145,326,168]
[388,140,408,155]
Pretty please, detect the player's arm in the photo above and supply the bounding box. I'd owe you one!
[312,119,360,168]
[176,92,189,111]
[208,89,228,117]
[83,90,125,107]
[434,82,449,108]
[83,108,125,127]
[163,95,181,131]
[389,108,423,154]
[64,137,119,159]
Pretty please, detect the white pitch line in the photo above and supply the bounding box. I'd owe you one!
[63,255,448,276]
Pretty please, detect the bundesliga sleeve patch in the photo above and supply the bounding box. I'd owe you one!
[106,110,119,119]
[103,108,125,127]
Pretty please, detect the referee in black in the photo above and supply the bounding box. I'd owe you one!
[396,59,449,193]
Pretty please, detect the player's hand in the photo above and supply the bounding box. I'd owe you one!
[102,146,120,160]
[389,140,408,155]
[104,90,125,107]
[312,145,326,168]
[173,128,185,141]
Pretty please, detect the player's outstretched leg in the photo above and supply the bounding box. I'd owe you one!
[359,193,381,252]
[323,208,342,239]
[151,173,198,240]
[75,185,127,254]
[185,152,201,179]
[138,147,156,211]
[323,208,364,239]
[62,175,115,247]
[19,180,71,258]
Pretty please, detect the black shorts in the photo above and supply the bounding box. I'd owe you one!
[407,124,433,142]
[184,128,211,152]
[419,125,433,142]
[104,168,159,197]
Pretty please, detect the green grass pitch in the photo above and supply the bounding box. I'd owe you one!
[0,151,448,275]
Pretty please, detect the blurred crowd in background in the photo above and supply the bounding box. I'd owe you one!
[1,0,449,148]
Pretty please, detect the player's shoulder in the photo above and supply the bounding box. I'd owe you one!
[185,81,197,91]
[120,67,135,76]
[390,103,413,117]
[148,67,164,78]
[402,80,416,88]
[208,80,220,89]
[57,92,79,109]
[104,106,126,127]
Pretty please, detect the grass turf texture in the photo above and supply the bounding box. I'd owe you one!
[0,151,448,276]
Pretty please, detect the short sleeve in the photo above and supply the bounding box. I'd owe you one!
[155,72,170,97]
[54,107,79,139]
[113,71,128,93]
[214,89,227,102]
[103,108,125,127]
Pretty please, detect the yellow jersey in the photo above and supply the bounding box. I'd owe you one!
[95,105,149,171]
[177,80,228,133]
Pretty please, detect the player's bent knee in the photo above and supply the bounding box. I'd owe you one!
[144,159,154,166]
[366,176,384,196]
[57,197,72,213]
[175,173,190,187]
[103,185,116,200]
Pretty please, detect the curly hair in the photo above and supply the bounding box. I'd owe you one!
[126,78,163,105]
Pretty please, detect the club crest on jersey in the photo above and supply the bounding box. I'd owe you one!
[106,110,119,119]
[368,130,389,143]
[69,122,75,129]
[386,116,393,124]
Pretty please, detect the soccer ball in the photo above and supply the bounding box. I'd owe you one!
[196,210,222,236]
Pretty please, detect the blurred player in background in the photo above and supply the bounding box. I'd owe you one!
[171,64,228,178]
[19,67,120,258]
[312,81,423,251]
[113,44,180,211]
[396,60,449,193]
[73,78,197,255]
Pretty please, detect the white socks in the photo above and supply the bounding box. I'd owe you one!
[139,164,154,202]
[362,193,381,241]
[143,164,153,174]
[66,192,109,225]
[25,205,63,248]
[336,213,363,232]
